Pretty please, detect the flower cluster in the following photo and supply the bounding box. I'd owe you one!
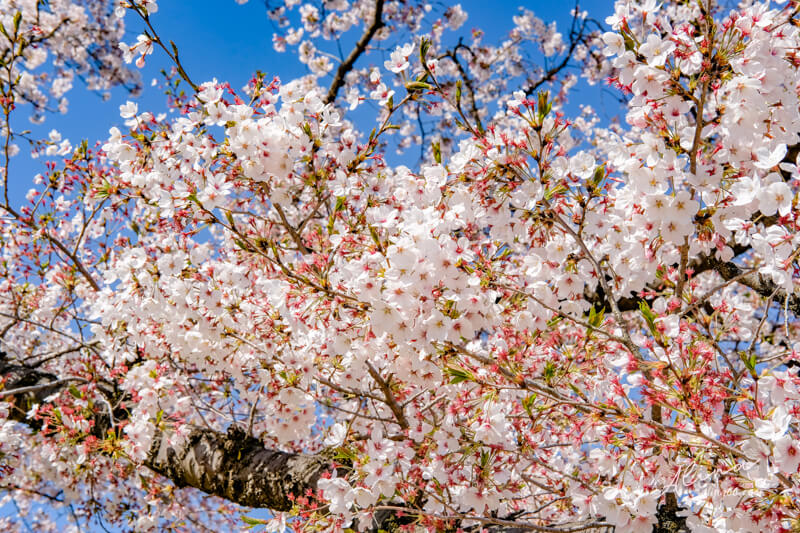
[0,0,139,120]
[0,0,799,532]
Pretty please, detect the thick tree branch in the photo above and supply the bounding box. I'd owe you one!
[0,357,333,511]
[145,425,330,511]
[0,377,88,399]
[0,355,63,424]
[703,256,800,315]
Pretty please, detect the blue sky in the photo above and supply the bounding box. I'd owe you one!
[8,0,617,204]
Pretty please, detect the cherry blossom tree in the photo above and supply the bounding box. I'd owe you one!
[1,0,800,531]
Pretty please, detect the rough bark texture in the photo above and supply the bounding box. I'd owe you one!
[652,493,689,533]
[145,424,330,511]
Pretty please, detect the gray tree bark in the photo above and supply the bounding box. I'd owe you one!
[145,424,330,511]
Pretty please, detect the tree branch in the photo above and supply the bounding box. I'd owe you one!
[0,357,332,511]
[145,425,330,511]
[325,0,385,104]
[703,256,800,315]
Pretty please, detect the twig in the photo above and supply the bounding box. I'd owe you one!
[365,361,409,429]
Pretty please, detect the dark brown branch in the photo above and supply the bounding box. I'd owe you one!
[145,425,330,511]
[444,46,484,133]
[524,5,593,97]
[586,140,800,317]
[0,355,63,425]
[587,244,798,318]
[652,493,689,533]
[325,0,385,104]
[703,256,800,315]
[365,361,409,429]
[0,376,88,399]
